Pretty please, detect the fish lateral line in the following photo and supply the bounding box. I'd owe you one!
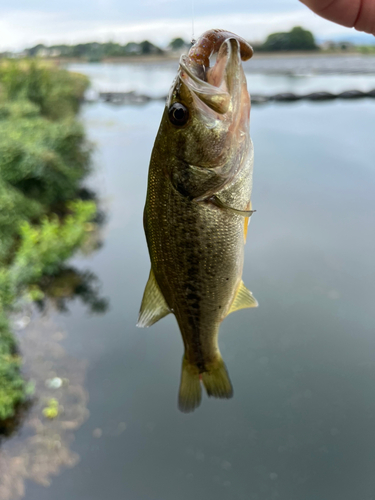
[200,195,256,217]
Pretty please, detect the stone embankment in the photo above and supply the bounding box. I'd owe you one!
[92,89,375,105]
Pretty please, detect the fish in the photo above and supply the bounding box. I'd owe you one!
[137,29,258,413]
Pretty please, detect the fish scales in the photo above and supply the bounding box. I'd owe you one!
[145,148,252,363]
[138,30,257,412]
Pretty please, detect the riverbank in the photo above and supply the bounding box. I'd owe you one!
[0,61,98,422]
[57,52,375,78]
[39,50,375,67]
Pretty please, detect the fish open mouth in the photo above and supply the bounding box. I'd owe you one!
[178,30,253,115]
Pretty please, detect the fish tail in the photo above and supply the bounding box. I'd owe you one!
[201,355,233,400]
[178,357,202,413]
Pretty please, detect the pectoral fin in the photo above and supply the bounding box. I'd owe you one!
[210,195,255,217]
[244,200,252,243]
[228,280,258,315]
[137,269,170,327]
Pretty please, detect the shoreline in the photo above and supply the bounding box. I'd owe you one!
[48,51,375,66]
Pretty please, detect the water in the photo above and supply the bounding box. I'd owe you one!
[4,63,375,499]
[68,56,375,97]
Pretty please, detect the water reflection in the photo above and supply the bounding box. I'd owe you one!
[0,213,108,498]
[4,63,374,500]
[36,266,109,315]
[0,401,31,442]
[0,313,90,500]
[0,259,108,499]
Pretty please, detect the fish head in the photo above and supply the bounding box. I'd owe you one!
[161,37,251,172]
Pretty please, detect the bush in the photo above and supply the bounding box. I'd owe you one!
[0,117,91,206]
[0,60,89,119]
[0,201,96,421]
[0,314,25,421]
[0,61,96,422]
[0,178,43,262]
[0,200,96,308]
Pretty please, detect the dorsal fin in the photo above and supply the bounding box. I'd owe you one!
[137,269,170,327]
[228,280,258,315]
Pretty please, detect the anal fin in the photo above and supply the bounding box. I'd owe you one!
[137,269,170,327]
[228,280,258,315]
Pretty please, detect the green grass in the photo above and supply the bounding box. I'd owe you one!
[357,45,375,55]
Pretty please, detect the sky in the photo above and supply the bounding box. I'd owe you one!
[0,0,374,51]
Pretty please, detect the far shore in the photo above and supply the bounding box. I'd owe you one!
[45,50,375,66]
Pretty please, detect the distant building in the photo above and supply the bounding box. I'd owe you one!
[36,48,50,57]
[321,41,355,51]
[124,42,141,55]
[49,49,61,57]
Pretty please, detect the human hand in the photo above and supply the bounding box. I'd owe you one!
[299,0,375,35]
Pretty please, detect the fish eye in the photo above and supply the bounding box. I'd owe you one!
[169,103,189,126]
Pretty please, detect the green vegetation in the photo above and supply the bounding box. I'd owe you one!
[357,45,375,54]
[0,61,88,119]
[0,61,96,421]
[0,37,193,62]
[3,31,375,62]
[169,38,190,51]
[257,26,318,52]
[0,316,24,421]
[42,398,60,419]
[24,40,165,61]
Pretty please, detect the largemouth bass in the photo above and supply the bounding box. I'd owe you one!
[138,29,258,412]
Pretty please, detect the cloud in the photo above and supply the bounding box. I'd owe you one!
[0,8,361,51]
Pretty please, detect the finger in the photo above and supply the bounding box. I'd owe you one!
[354,0,375,34]
[299,0,375,35]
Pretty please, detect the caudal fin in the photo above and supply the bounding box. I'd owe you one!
[178,357,202,413]
[201,356,233,399]
[178,355,233,413]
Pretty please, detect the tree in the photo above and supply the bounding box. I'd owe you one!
[139,40,163,55]
[26,44,46,57]
[169,38,187,51]
[261,26,318,51]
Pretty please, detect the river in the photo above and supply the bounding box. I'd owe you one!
[2,58,375,500]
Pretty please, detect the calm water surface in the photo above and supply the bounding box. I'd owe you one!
[68,58,375,96]
[11,66,375,499]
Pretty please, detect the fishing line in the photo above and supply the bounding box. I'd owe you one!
[191,0,195,43]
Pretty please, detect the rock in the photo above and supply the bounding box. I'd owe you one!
[93,428,103,438]
[251,94,270,104]
[338,90,366,99]
[305,92,336,101]
[45,377,63,389]
[271,93,301,102]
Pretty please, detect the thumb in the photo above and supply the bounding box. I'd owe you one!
[299,0,375,35]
